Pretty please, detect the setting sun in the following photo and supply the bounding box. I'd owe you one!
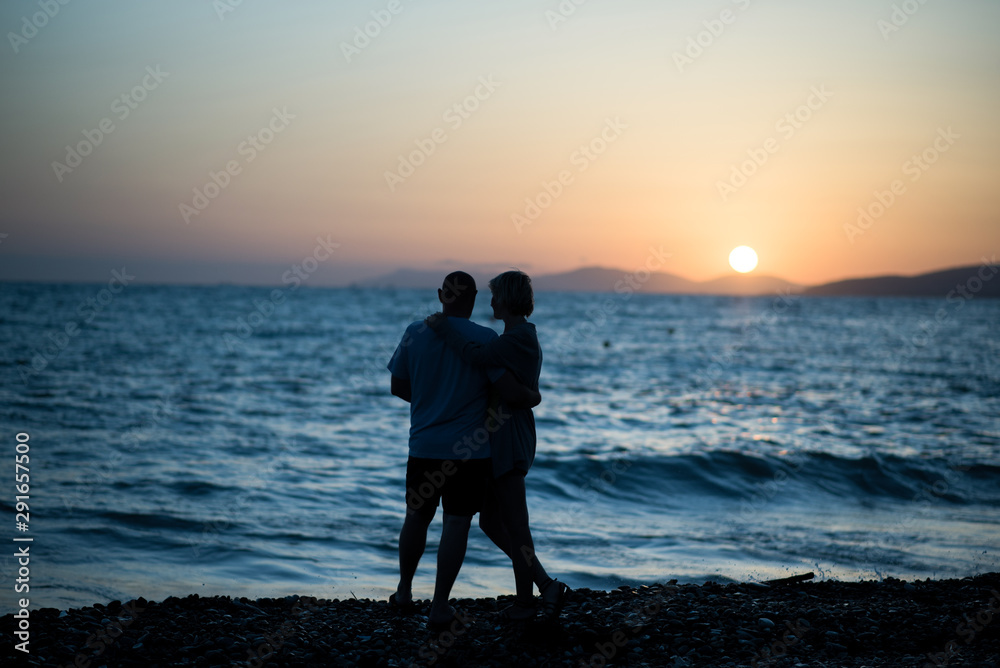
[729,246,759,273]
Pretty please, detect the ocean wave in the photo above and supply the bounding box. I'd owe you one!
[530,451,999,508]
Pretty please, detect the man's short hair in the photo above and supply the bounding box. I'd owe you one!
[440,271,477,311]
[489,270,533,317]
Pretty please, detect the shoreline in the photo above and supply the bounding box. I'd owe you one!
[5,574,999,667]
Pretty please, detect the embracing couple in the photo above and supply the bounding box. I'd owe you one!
[386,270,569,630]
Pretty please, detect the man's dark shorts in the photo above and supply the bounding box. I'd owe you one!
[405,457,490,518]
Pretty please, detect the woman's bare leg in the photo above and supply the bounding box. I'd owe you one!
[491,471,551,600]
[478,482,515,561]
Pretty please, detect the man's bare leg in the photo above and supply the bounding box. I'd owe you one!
[428,513,472,623]
[396,507,434,603]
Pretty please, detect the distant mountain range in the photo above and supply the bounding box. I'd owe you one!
[802,265,999,298]
[357,266,800,296]
[530,267,801,296]
[355,263,998,298]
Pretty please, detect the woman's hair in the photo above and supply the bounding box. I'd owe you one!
[489,270,533,317]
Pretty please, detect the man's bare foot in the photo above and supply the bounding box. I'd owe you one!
[389,592,415,613]
[499,599,536,622]
[428,604,472,632]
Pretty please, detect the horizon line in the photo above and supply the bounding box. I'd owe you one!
[0,259,990,293]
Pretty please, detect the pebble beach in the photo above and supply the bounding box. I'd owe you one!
[6,574,999,667]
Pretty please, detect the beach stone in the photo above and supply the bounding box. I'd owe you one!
[7,576,1000,667]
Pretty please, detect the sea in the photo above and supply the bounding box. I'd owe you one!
[1,282,998,614]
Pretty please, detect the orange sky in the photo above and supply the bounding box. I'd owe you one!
[1,1,997,285]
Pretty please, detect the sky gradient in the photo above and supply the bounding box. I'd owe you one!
[1,0,998,286]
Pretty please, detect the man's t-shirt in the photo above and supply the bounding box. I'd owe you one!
[387,317,504,460]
